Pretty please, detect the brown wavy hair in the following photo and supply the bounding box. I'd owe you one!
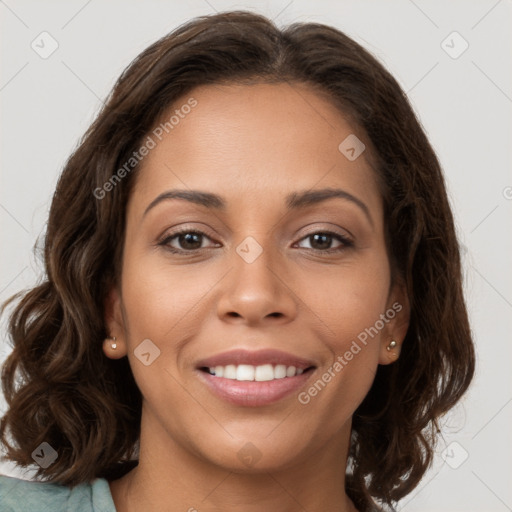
[0,10,474,511]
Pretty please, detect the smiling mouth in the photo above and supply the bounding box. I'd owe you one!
[199,364,316,382]
[195,349,317,405]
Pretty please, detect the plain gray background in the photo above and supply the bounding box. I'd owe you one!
[1,1,511,511]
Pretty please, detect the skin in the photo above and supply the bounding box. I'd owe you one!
[104,82,410,512]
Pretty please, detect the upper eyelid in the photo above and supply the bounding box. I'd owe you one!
[159,226,217,244]
[160,224,351,238]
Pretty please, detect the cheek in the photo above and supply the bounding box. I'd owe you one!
[121,243,390,354]
[118,257,208,405]
[121,255,213,338]
[296,258,389,406]
[302,258,390,346]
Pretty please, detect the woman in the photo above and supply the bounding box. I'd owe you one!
[0,10,475,512]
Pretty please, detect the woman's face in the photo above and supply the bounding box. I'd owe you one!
[106,82,408,472]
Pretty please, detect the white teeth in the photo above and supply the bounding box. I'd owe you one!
[286,365,296,377]
[255,364,274,381]
[236,364,255,381]
[206,364,307,381]
[224,364,237,379]
[274,364,287,379]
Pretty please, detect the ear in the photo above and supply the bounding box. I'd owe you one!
[102,286,127,359]
[378,280,410,365]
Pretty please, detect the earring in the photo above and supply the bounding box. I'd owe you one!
[109,336,117,350]
[386,340,397,351]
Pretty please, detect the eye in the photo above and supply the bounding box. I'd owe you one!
[295,231,353,252]
[158,229,218,253]
[158,228,353,254]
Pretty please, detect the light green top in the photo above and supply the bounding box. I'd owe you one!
[0,474,116,512]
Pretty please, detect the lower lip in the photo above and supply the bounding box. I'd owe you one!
[197,369,314,407]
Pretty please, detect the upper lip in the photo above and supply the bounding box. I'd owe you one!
[196,349,316,371]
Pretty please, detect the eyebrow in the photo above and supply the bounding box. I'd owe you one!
[143,187,373,226]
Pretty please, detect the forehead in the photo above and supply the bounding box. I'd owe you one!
[129,82,382,221]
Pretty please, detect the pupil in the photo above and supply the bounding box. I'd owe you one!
[312,233,330,250]
[181,233,201,249]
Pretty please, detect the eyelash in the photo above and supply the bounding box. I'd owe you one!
[157,227,354,255]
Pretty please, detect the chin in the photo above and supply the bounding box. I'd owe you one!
[194,433,310,474]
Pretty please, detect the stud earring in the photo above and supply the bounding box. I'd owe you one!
[109,336,117,350]
[386,340,397,351]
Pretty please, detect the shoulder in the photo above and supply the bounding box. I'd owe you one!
[0,474,116,512]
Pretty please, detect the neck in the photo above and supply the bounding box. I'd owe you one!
[109,406,359,512]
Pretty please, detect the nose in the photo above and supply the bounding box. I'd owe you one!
[216,241,297,327]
